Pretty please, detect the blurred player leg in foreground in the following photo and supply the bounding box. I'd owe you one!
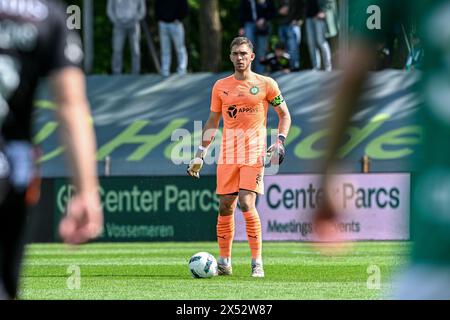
[0,0,103,299]
[313,0,450,299]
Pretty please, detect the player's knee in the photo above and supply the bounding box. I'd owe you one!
[219,201,235,215]
[238,192,256,213]
[239,201,255,213]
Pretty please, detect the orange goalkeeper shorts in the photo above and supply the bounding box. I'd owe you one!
[216,164,264,195]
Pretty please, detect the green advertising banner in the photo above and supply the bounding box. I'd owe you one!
[35,71,421,177]
[55,177,219,242]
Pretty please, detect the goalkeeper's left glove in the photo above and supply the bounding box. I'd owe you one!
[266,135,286,165]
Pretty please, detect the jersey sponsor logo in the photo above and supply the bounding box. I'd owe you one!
[238,106,258,113]
[226,105,260,118]
[227,105,237,118]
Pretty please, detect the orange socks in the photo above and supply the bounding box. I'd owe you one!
[243,210,262,260]
[217,215,235,259]
[217,211,262,262]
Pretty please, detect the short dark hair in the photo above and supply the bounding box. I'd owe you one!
[230,37,254,52]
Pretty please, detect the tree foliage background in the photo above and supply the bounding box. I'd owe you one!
[67,0,407,74]
[68,0,246,74]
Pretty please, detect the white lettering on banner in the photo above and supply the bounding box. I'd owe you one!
[234,174,410,241]
[56,183,219,214]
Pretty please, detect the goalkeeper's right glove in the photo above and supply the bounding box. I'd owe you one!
[187,157,204,179]
[187,146,207,179]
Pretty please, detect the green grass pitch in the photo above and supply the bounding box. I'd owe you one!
[19,241,409,300]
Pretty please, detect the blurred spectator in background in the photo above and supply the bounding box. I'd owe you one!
[305,0,333,71]
[374,42,392,70]
[384,22,402,68]
[239,0,276,74]
[107,0,146,75]
[322,0,339,39]
[260,41,291,74]
[277,0,304,71]
[155,0,189,77]
[405,34,424,71]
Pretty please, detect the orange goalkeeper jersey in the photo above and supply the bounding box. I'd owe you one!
[210,74,282,166]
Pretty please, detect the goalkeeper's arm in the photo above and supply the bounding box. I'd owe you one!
[273,97,291,139]
[188,111,221,178]
[267,97,291,164]
[195,111,221,158]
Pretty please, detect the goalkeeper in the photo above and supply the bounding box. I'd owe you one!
[187,37,291,278]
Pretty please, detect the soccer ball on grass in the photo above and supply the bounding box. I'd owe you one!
[188,252,218,278]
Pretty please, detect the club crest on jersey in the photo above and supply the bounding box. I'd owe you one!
[250,86,259,95]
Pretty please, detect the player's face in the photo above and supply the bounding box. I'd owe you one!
[230,44,255,72]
